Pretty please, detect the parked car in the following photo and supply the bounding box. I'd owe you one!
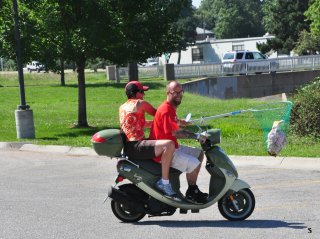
[146,58,158,66]
[139,58,159,67]
[222,50,279,74]
[26,61,45,73]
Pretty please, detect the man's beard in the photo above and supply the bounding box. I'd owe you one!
[172,99,181,107]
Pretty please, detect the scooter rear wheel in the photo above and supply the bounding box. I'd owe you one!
[111,200,146,223]
[218,188,255,221]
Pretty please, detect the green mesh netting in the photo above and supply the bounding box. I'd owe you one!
[191,101,293,155]
[251,101,293,150]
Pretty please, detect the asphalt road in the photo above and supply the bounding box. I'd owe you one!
[0,149,319,239]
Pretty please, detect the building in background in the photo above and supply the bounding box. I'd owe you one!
[162,31,276,65]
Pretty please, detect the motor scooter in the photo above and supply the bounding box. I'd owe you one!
[91,114,255,222]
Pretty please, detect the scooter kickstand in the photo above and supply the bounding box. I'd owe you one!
[103,185,114,204]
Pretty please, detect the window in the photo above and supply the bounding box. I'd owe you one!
[253,52,266,60]
[236,52,244,59]
[192,48,203,62]
[245,52,254,59]
[223,53,235,60]
[232,44,245,51]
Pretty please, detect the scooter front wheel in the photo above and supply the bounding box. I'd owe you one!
[218,188,255,221]
[111,200,146,223]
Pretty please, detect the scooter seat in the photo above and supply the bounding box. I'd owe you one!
[127,158,182,176]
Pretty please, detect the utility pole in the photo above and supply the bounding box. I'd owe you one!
[12,0,35,139]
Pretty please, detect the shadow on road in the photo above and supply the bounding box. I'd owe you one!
[135,219,305,229]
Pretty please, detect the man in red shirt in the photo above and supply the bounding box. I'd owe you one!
[149,81,208,204]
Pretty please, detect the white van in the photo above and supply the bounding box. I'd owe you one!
[222,51,279,74]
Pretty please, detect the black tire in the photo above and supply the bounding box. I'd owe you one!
[218,188,255,221]
[111,200,146,223]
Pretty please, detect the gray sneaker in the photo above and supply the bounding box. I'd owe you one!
[155,180,177,197]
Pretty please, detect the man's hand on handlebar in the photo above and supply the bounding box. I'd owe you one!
[199,135,207,144]
[196,133,207,144]
[178,119,191,127]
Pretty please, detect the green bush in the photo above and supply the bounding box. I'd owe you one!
[2,58,17,71]
[290,77,320,137]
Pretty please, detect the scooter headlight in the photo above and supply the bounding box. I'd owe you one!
[206,129,221,145]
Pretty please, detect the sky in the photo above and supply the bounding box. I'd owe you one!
[192,0,202,8]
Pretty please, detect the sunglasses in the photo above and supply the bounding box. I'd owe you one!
[169,90,184,96]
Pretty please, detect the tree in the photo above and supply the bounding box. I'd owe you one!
[0,0,189,127]
[261,0,277,33]
[33,0,121,127]
[1,0,123,127]
[262,0,310,54]
[196,0,264,39]
[305,0,320,43]
[0,0,38,62]
[294,30,320,55]
[106,0,192,74]
[196,0,216,31]
[172,0,198,64]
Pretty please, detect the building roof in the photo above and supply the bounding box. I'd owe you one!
[196,33,275,44]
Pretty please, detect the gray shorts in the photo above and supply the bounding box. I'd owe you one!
[171,145,202,173]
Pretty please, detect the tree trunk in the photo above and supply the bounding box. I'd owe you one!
[177,50,181,65]
[76,57,89,127]
[60,58,65,86]
[128,62,138,81]
[166,53,171,64]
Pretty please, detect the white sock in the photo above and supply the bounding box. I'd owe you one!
[161,179,169,185]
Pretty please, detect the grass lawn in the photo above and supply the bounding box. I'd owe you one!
[0,71,319,157]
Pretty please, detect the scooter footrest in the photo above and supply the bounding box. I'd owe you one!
[191,209,199,213]
[180,209,188,214]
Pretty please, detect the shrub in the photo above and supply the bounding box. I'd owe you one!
[290,77,320,137]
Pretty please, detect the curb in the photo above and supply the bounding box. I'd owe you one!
[230,155,320,171]
[0,142,29,150]
[1,142,319,171]
[0,142,98,156]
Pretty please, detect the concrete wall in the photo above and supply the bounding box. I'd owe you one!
[182,70,320,99]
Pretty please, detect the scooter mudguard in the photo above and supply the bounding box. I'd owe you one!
[229,178,250,192]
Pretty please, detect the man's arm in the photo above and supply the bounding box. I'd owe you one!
[173,129,206,144]
[177,119,191,127]
[173,129,197,139]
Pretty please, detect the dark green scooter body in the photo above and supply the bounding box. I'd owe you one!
[93,128,255,221]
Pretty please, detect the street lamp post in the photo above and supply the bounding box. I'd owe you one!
[12,0,35,139]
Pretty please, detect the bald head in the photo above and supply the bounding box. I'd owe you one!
[166,81,183,108]
[166,80,181,93]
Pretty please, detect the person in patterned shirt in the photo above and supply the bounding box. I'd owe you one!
[119,81,178,198]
